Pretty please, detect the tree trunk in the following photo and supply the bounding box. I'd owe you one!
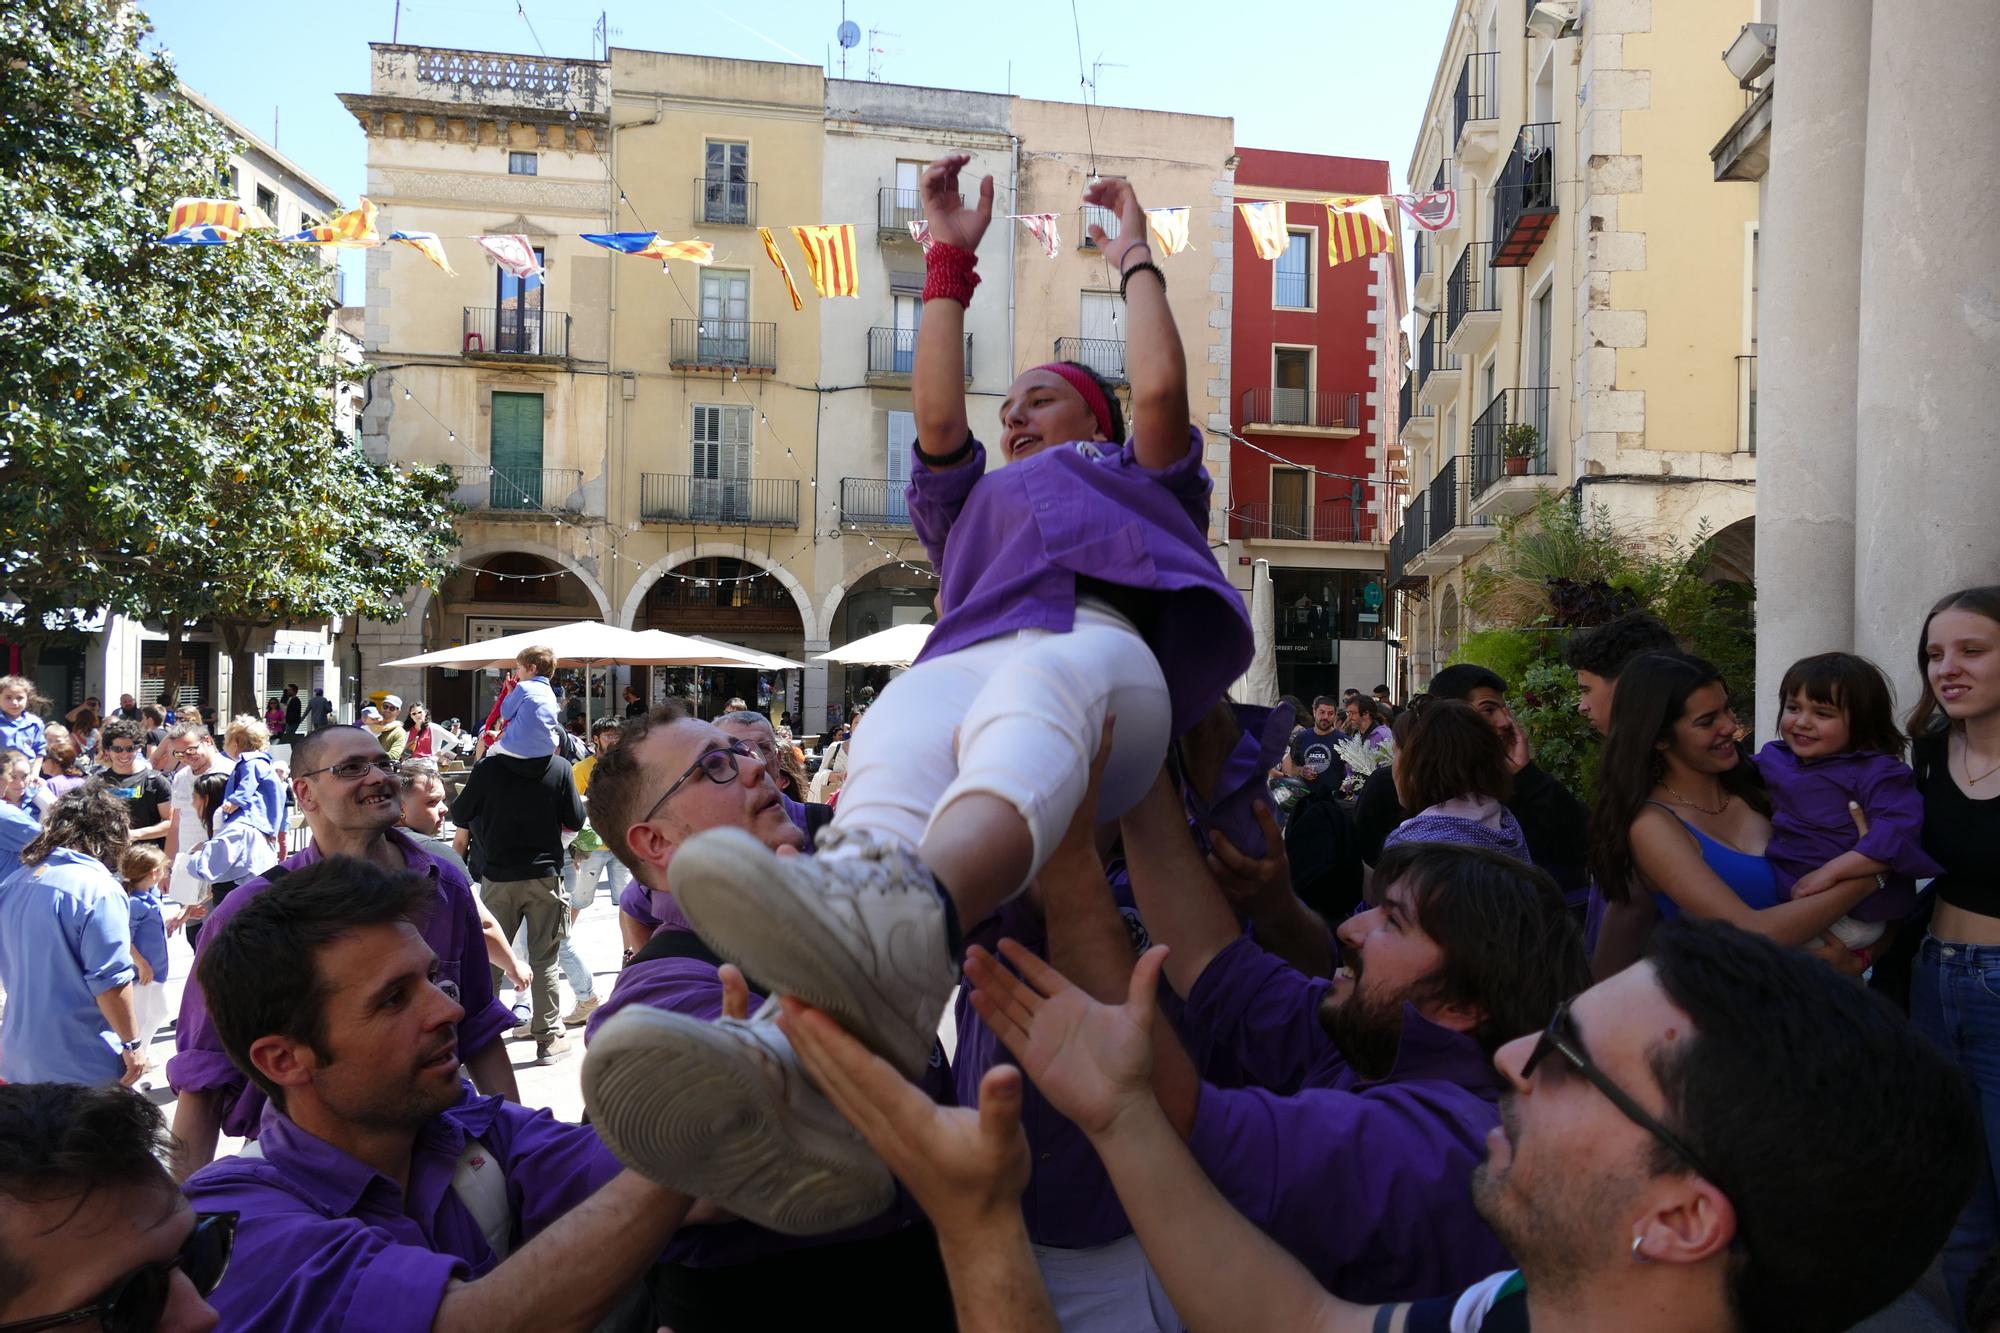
[218,621,259,719]
[161,619,184,710]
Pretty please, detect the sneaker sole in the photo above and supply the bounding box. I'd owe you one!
[582,1005,894,1237]
[669,828,945,1081]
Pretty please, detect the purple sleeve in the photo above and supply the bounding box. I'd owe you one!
[1853,756,1946,877]
[1119,424,1211,534]
[182,1180,465,1333]
[907,440,989,570]
[168,871,275,1102]
[617,879,659,928]
[1184,1081,1507,1299]
[440,872,515,1058]
[1183,934,1333,1094]
[586,956,727,1043]
[486,1104,630,1243]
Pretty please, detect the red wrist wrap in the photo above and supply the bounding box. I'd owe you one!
[923,242,980,305]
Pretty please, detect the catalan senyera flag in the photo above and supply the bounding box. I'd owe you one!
[639,237,715,267]
[159,224,241,246]
[1323,195,1397,268]
[282,197,379,247]
[1145,206,1191,257]
[1237,200,1289,261]
[388,230,456,276]
[580,231,662,254]
[758,228,804,311]
[168,197,273,234]
[790,224,860,298]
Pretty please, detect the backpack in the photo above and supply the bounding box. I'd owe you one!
[1283,785,1365,924]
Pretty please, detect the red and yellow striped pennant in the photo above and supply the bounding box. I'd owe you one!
[638,236,715,266]
[1323,195,1397,268]
[758,228,804,311]
[789,223,860,298]
[283,197,380,247]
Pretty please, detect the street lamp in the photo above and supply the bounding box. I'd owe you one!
[1722,23,1777,88]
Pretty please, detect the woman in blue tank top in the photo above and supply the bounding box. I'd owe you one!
[1588,654,1882,978]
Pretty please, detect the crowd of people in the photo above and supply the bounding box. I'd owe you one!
[0,155,1995,1333]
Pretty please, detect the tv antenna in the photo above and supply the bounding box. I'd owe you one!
[1089,54,1127,101]
[867,27,899,82]
[592,11,622,61]
[836,5,860,78]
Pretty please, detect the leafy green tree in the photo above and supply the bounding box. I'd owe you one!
[1,1,459,702]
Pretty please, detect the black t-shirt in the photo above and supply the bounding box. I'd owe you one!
[98,766,173,843]
[1288,726,1342,777]
[449,753,585,883]
[144,727,166,751]
[624,699,647,718]
[1915,730,2000,917]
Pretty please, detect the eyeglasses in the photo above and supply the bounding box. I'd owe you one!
[1520,1000,1722,1190]
[0,1211,235,1333]
[642,739,759,822]
[297,755,399,782]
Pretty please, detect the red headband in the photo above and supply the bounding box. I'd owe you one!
[1035,362,1115,441]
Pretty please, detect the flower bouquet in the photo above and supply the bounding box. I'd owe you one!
[1333,734,1394,799]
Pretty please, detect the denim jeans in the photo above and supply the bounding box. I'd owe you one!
[552,850,627,1003]
[1911,934,2000,1321]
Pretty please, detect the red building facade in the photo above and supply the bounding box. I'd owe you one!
[1229,147,1405,702]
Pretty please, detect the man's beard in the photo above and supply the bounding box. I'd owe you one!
[1318,971,1407,1081]
[1472,1094,1636,1299]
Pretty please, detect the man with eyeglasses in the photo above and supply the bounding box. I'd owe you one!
[0,1083,225,1333]
[167,725,518,1179]
[938,915,1980,1333]
[162,722,228,920]
[574,710,957,1330]
[95,717,173,851]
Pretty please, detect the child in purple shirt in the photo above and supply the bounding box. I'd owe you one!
[1755,653,1941,953]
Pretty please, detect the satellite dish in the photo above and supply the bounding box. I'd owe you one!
[837,20,861,48]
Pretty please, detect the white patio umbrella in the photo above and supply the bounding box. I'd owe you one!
[674,634,809,672]
[379,621,761,670]
[815,622,933,668]
[1230,559,1280,705]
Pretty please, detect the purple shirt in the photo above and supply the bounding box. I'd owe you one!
[168,828,515,1139]
[1754,742,1939,921]
[590,888,951,1268]
[1179,934,1512,1301]
[183,1090,624,1332]
[908,426,1252,738]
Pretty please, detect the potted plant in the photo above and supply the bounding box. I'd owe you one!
[1501,421,1541,476]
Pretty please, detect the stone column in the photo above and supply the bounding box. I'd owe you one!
[802,641,830,741]
[1753,0,1872,736]
[1852,0,2000,696]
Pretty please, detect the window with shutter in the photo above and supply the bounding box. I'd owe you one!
[692,404,752,521]
[885,411,915,522]
[489,393,545,510]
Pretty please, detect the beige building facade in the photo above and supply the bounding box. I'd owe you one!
[345,42,1243,732]
[1392,0,1760,687]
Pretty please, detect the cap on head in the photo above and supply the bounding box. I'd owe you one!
[380,695,403,711]
[360,706,383,721]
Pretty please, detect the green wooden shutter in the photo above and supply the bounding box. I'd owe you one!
[490,392,544,509]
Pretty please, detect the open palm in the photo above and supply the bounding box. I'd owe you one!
[922,154,995,251]
[965,940,1167,1137]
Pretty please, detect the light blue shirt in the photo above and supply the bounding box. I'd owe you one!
[0,847,137,1085]
[495,675,563,758]
[0,709,46,759]
[0,800,39,872]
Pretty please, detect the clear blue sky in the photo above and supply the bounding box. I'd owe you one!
[141,0,1456,201]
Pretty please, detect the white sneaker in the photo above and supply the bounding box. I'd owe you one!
[582,1003,894,1236]
[667,826,957,1081]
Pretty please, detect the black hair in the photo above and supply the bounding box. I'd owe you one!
[191,771,230,838]
[1563,612,1678,681]
[1908,585,2000,739]
[0,1084,178,1294]
[590,716,623,738]
[1589,653,1765,903]
[1396,699,1512,811]
[1428,663,1508,701]
[1372,842,1587,1057]
[1056,359,1127,442]
[1311,695,1339,712]
[585,704,696,879]
[1775,652,1906,759]
[196,855,436,1111]
[20,784,128,871]
[1373,683,1392,696]
[98,716,146,751]
[1644,918,1980,1332]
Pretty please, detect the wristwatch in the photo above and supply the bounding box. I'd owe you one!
[121,1037,145,1052]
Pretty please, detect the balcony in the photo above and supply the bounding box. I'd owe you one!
[1077,204,1120,250]
[639,474,799,528]
[693,177,757,228]
[668,318,777,374]
[1492,123,1558,268]
[1453,52,1499,163]
[463,307,570,360]
[865,327,972,384]
[450,465,583,514]
[1417,315,1461,411]
[1388,494,1428,590]
[1239,388,1361,436]
[1711,84,1774,183]
[1403,380,1437,448]
[1232,500,1385,546]
[1470,388,1557,519]
[1053,336,1127,384]
[1445,242,1501,355]
[1408,455,1492,575]
[839,477,912,528]
[1736,354,1758,454]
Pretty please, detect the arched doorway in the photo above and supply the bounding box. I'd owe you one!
[641,556,807,720]
[822,563,938,730]
[425,551,604,729]
[1702,515,1756,587]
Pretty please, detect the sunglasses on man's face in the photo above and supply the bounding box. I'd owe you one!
[105,745,139,756]
[1519,999,1722,1192]
[0,1211,235,1333]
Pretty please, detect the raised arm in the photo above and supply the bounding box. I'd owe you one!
[1118,767,1247,997]
[912,155,993,467]
[1085,178,1188,470]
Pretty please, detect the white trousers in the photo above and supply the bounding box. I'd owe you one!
[1033,1234,1184,1333]
[832,601,1171,888]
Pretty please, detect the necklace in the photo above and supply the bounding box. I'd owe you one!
[1661,780,1731,816]
[1959,735,2000,786]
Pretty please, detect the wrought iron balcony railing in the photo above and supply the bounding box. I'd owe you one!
[1240,388,1361,432]
[694,176,757,227]
[1053,336,1127,384]
[463,306,570,358]
[839,477,913,527]
[450,465,583,512]
[668,318,777,372]
[639,474,799,527]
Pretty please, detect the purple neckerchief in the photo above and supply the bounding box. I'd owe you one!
[1182,701,1295,860]
[778,791,818,852]
[908,426,1253,739]
[1384,808,1533,864]
[167,827,515,1138]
